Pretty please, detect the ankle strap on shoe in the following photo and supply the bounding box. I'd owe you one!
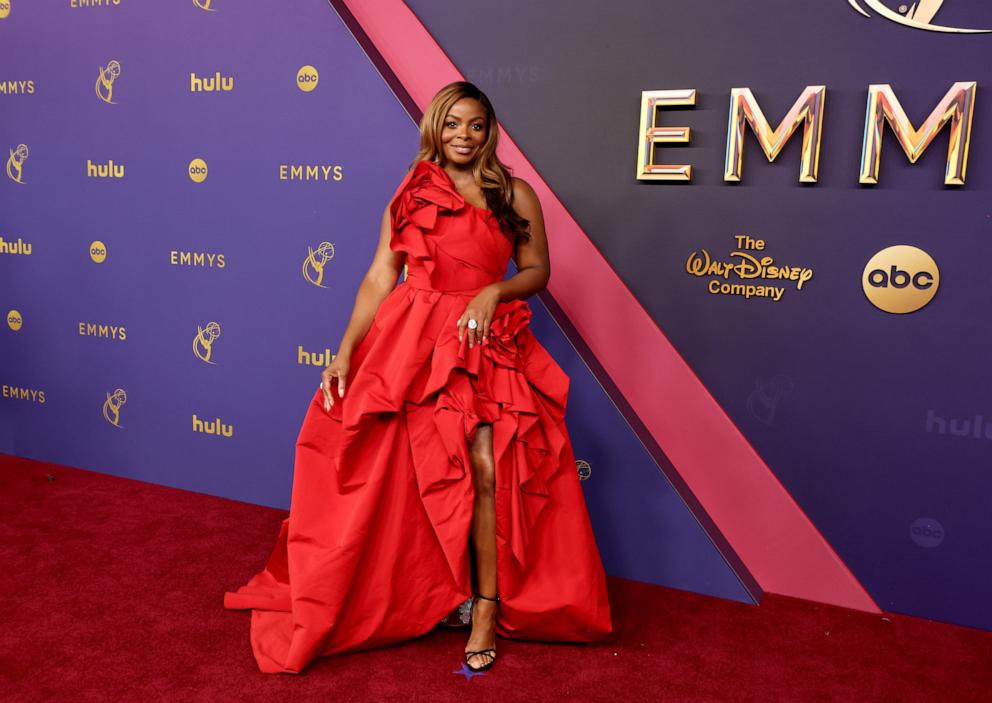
[475,593,499,602]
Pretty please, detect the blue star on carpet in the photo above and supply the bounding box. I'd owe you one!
[452,662,487,680]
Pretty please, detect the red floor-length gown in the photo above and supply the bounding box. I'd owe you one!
[224,160,612,674]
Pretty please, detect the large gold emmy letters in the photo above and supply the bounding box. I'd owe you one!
[725,86,825,183]
[638,82,977,185]
[860,82,976,186]
[635,89,695,181]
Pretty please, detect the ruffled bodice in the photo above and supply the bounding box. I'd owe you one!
[389,160,510,290]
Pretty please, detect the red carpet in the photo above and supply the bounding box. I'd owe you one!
[1,454,989,702]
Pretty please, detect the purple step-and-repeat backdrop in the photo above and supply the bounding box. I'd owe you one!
[4,0,992,632]
[0,0,753,613]
[406,0,992,631]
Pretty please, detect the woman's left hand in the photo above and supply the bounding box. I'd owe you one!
[457,285,501,348]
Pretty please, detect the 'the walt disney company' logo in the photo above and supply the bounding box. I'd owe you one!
[6,144,28,184]
[685,235,814,302]
[302,241,335,288]
[847,0,991,33]
[193,321,221,364]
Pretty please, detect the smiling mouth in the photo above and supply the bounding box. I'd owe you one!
[452,144,474,154]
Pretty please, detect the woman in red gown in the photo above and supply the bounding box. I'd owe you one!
[225,81,612,674]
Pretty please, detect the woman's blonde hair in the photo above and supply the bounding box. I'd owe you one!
[413,81,529,241]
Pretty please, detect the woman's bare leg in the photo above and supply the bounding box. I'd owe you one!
[466,423,497,669]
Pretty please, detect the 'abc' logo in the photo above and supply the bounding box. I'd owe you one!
[297,65,319,93]
[0,1,10,20]
[909,517,944,548]
[7,309,22,331]
[90,240,107,263]
[862,245,939,314]
[188,158,208,183]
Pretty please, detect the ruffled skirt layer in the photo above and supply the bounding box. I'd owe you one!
[224,276,612,673]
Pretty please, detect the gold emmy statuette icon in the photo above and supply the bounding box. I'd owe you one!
[303,241,335,288]
[6,144,28,184]
[847,0,991,33]
[102,388,127,428]
[192,0,216,12]
[95,60,121,104]
[576,460,592,481]
[193,321,221,364]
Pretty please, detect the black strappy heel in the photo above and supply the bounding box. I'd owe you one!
[464,592,499,672]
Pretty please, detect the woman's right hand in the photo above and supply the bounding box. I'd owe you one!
[320,353,350,411]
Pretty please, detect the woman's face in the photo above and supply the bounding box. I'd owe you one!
[440,97,488,167]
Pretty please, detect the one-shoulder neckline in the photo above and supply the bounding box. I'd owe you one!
[423,160,493,215]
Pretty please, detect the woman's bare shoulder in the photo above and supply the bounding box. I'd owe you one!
[510,176,540,212]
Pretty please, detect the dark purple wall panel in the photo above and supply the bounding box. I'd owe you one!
[405,0,992,630]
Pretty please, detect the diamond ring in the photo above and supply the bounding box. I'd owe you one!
[467,319,478,330]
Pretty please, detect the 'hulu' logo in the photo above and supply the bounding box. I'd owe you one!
[190,72,233,92]
[0,236,31,255]
[87,159,124,178]
[925,409,992,440]
[192,414,233,437]
[298,345,334,367]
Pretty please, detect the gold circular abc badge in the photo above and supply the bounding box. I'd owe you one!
[297,65,319,92]
[0,1,11,20]
[7,309,22,331]
[863,245,939,314]
[188,158,208,183]
[90,240,107,263]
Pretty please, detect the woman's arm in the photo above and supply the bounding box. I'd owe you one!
[492,177,550,301]
[321,205,403,408]
[456,177,550,347]
[335,205,405,358]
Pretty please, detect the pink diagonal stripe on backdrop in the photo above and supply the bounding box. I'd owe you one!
[339,0,879,613]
